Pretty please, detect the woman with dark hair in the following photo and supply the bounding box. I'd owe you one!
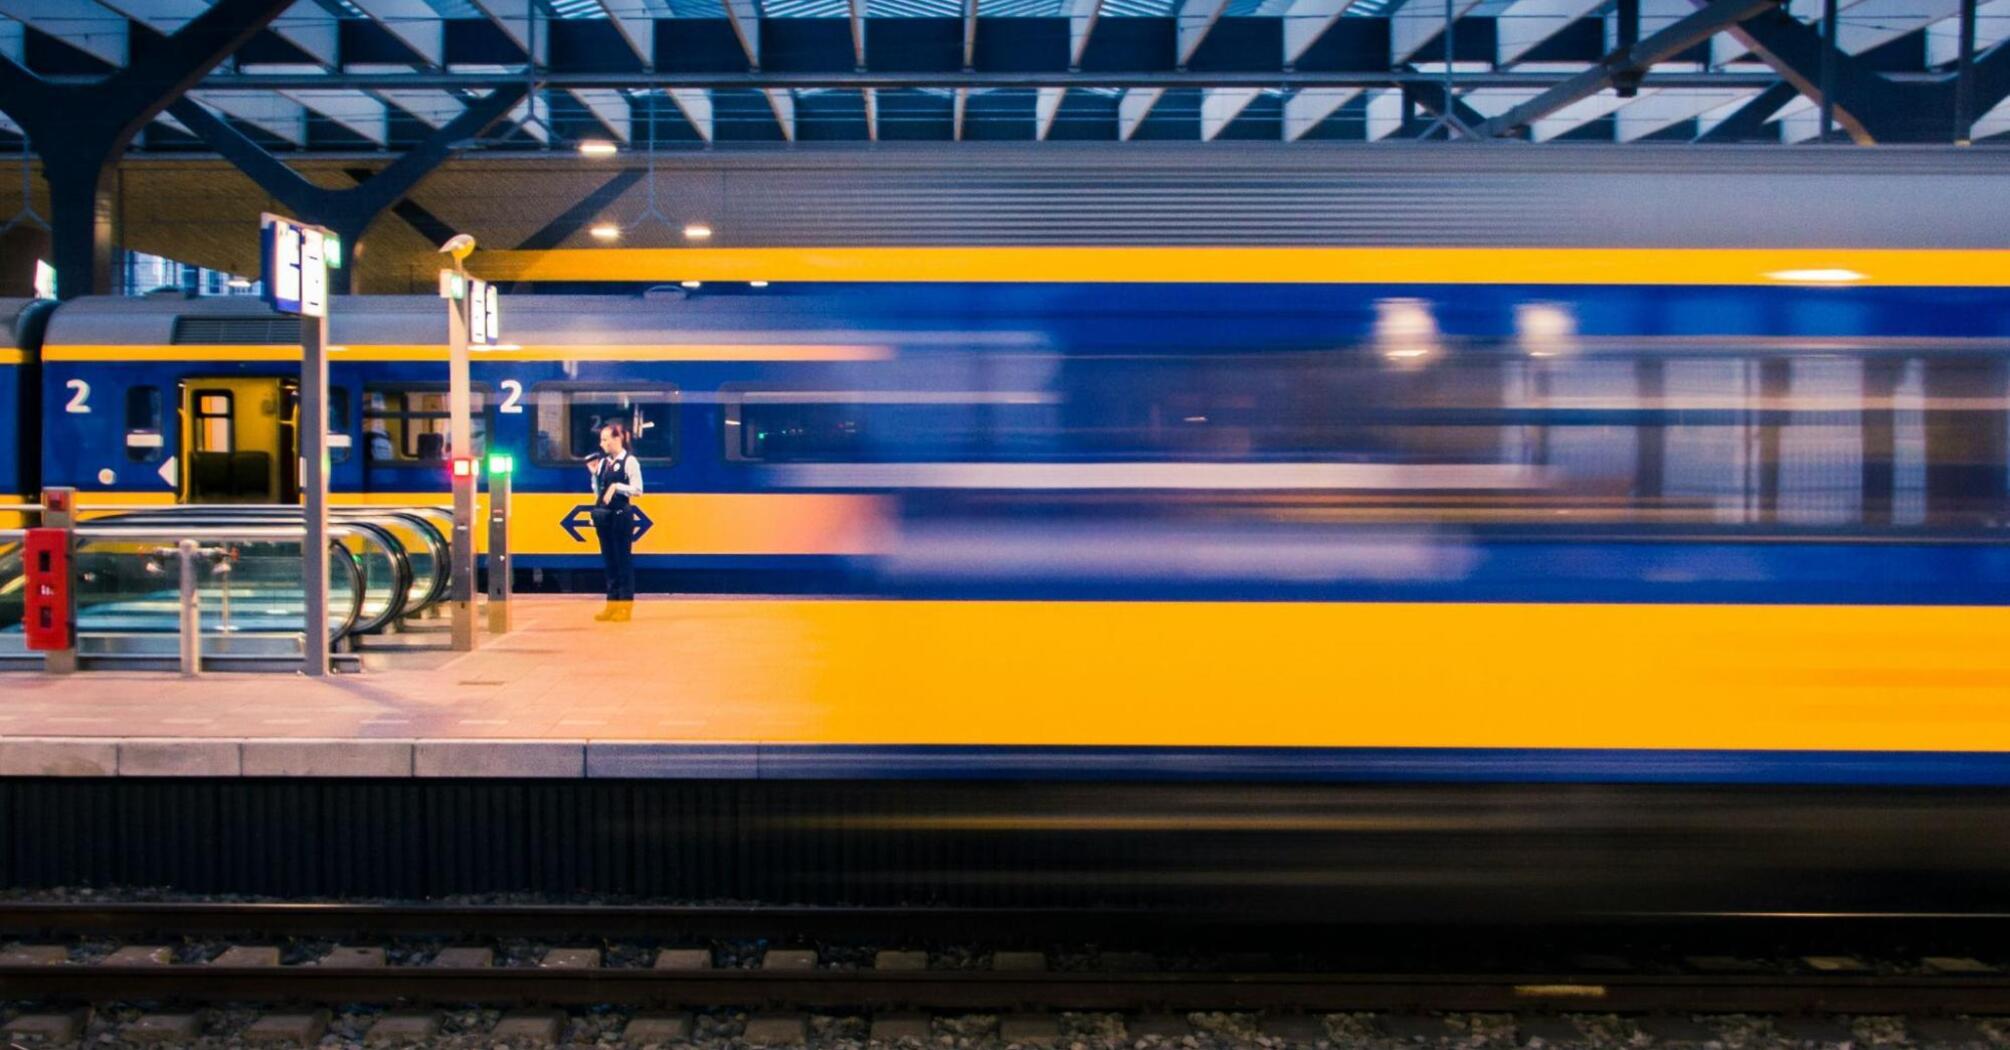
[586,420,643,621]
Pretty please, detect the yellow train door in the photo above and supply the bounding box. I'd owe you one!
[177,377,300,504]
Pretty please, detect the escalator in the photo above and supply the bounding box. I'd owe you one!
[0,504,454,671]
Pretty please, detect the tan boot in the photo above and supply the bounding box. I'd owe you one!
[593,602,618,622]
[610,601,633,622]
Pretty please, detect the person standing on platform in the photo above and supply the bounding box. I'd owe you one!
[587,421,643,622]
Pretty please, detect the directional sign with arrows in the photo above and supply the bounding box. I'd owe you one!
[560,504,655,544]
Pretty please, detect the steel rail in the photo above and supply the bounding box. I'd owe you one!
[2,965,2010,1013]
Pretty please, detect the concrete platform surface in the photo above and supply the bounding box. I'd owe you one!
[3,595,2010,782]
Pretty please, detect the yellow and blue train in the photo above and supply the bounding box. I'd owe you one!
[5,247,2010,792]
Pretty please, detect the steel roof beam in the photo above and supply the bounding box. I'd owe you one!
[173,69,1791,88]
[571,86,633,140]
[164,84,523,292]
[598,0,658,67]
[960,0,976,66]
[765,86,794,139]
[0,0,297,295]
[1117,85,1162,137]
[1693,0,1893,140]
[862,85,876,139]
[282,87,390,143]
[1474,0,1781,136]
[668,86,712,140]
[1283,0,1353,64]
[375,88,463,126]
[1614,83,1754,138]
[1035,84,1064,137]
[0,0,127,67]
[1392,0,1482,64]
[465,0,545,64]
[1692,76,1792,136]
[1283,85,1357,137]
[847,0,865,66]
[1177,0,1229,65]
[1199,85,1257,137]
[724,0,760,67]
[952,85,967,137]
[1069,0,1104,67]
[0,19,19,63]
[1494,0,1608,63]
[505,96,549,141]
[345,0,444,65]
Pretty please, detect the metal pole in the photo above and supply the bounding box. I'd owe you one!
[487,464,512,635]
[1442,0,1456,135]
[1817,0,1837,142]
[301,310,331,677]
[1955,0,1977,143]
[178,539,201,677]
[448,278,478,652]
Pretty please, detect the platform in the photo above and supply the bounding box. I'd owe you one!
[4,595,2010,784]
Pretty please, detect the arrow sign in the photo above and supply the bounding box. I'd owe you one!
[560,504,654,544]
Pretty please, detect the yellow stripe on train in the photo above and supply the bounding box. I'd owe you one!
[470,246,2010,287]
[68,492,892,556]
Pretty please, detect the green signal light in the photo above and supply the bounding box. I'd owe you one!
[486,452,514,475]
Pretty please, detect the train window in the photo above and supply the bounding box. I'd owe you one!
[192,390,233,453]
[530,385,678,466]
[124,386,164,463]
[726,391,1054,463]
[328,388,353,465]
[362,385,488,463]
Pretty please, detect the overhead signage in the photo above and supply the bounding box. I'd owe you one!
[438,271,501,347]
[260,213,331,318]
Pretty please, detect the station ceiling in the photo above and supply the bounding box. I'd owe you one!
[0,0,2004,148]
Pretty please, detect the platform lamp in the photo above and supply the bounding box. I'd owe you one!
[440,233,481,652]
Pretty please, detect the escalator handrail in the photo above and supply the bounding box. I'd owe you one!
[82,514,413,634]
[80,506,455,618]
[58,526,369,644]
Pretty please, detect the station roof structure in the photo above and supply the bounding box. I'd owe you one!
[0,0,2004,149]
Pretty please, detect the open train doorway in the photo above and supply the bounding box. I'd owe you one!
[176,377,299,504]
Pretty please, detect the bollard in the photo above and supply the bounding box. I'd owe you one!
[177,539,201,676]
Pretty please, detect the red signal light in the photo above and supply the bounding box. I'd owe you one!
[451,457,477,479]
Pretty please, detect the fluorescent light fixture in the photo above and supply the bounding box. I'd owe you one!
[578,140,618,157]
[749,281,770,288]
[681,280,702,289]
[683,224,713,241]
[589,223,621,241]
[1764,268,1867,284]
[226,277,253,289]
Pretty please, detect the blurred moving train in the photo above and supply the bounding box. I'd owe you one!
[4,256,2009,605]
[7,256,2010,917]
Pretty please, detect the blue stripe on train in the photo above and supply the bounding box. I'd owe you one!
[519,540,2010,605]
[583,743,2010,785]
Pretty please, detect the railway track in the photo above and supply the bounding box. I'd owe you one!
[6,901,2010,1045]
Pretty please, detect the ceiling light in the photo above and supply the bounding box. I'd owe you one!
[749,281,769,288]
[226,277,253,289]
[578,140,618,157]
[589,223,621,241]
[1764,268,1867,284]
[683,223,713,241]
[681,280,702,289]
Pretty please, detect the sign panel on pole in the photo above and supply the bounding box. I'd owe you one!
[260,212,330,318]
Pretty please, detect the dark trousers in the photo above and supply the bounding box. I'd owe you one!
[593,507,636,600]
